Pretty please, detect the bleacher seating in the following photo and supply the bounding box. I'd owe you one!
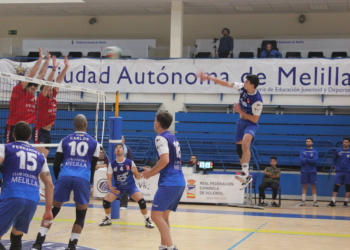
[238,52,254,58]
[68,51,83,58]
[285,52,302,58]
[308,52,324,58]
[331,52,347,58]
[87,51,101,58]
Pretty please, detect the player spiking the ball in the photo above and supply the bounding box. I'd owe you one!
[197,73,263,189]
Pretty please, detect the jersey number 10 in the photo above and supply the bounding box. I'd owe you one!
[68,141,89,157]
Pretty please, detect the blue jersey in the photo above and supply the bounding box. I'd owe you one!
[238,88,263,121]
[57,131,99,182]
[333,147,350,173]
[0,141,48,202]
[107,158,136,188]
[155,131,185,187]
[300,148,318,173]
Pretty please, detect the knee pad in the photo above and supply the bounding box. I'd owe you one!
[236,144,243,159]
[103,200,111,209]
[345,185,350,192]
[333,184,340,193]
[52,206,61,218]
[9,233,23,250]
[138,198,147,210]
[74,209,87,228]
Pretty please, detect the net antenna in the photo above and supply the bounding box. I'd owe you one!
[0,71,106,148]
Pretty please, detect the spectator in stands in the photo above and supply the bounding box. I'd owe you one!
[96,148,109,170]
[327,137,350,208]
[190,155,198,173]
[120,135,134,210]
[6,47,50,143]
[299,138,319,207]
[217,28,234,58]
[260,43,282,58]
[258,156,281,207]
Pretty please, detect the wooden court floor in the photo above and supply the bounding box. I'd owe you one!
[2,199,350,250]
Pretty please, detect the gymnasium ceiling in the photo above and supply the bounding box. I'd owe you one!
[0,0,349,16]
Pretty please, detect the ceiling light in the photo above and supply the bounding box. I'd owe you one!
[0,0,85,3]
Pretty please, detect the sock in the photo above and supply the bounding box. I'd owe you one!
[106,214,111,219]
[345,198,349,202]
[332,197,336,203]
[143,214,149,220]
[70,233,80,241]
[167,246,175,250]
[301,194,306,201]
[241,163,249,176]
[313,194,317,202]
[159,245,167,250]
[39,227,49,237]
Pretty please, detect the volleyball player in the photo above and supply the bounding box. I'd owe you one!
[197,73,263,189]
[6,47,51,143]
[31,114,100,250]
[0,121,53,250]
[142,111,185,250]
[99,144,154,228]
[35,55,69,157]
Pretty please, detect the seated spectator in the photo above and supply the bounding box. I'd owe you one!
[190,155,198,173]
[260,43,282,58]
[258,156,281,207]
[96,148,109,170]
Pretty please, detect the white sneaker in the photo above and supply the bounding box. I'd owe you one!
[239,175,253,190]
[235,174,247,183]
[99,216,111,226]
[145,217,155,228]
[120,207,127,210]
[299,201,306,206]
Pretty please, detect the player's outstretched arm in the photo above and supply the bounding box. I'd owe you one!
[39,170,54,223]
[21,47,44,89]
[56,56,69,83]
[197,72,234,88]
[37,48,51,80]
[46,55,59,82]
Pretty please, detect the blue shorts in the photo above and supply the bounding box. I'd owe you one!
[0,198,37,235]
[334,172,350,185]
[234,118,258,143]
[152,186,185,212]
[110,184,140,199]
[300,173,317,185]
[54,176,90,205]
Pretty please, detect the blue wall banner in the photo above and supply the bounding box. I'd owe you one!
[1,58,350,95]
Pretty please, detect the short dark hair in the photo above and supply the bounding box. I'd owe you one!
[344,137,350,143]
[306,137,313,142]
[266,42,272,47]
[246,75,260,89]
[190,155,197,159]
[156,111,173,129]
[114,143,123,149]
[27,82,38,88]
[14,121,32,141]
[270,156,277,161]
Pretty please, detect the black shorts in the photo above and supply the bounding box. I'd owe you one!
[34,128,51,150]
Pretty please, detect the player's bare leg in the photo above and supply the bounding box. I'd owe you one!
[66,202,89,250]
[235,134,253,188]
[131,192,154,228]
[152,210,174,249]
[99,193,117,226]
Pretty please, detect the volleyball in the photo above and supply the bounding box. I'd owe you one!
[102,46,123,59]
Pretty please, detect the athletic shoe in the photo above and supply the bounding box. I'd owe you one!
[313,202,319,207]
[258,202,268,206]
[239,175,253,190]
[145,217,155,228]
[299,201,306,206]
[120,207,127,210]
[161,246,178,250]
[66,239,78,250]
[327,201,336,207]
[99,216,112,226]
[235,173,246,183]
[343,201,348,208]
[271,202,280,207]
[31,233,46,250]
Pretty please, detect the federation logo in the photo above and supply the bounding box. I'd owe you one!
[97,178,108,193]
[126,165,130,170]
[187,179,196,199]
[13,64,28,76]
